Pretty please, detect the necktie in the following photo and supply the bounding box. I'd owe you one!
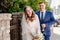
[41,12,43,20]
[41,12,45,35]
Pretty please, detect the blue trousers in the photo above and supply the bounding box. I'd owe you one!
[44,35,50,40]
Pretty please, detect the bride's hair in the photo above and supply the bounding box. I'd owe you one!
[24,6,35,22]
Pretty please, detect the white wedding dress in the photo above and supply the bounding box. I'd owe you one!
[21,13,41,40]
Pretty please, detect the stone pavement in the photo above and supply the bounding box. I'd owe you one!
[50,27,60,40]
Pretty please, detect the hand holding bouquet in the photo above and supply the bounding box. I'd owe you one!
[34,33,44,40]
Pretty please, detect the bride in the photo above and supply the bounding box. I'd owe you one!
[21,6,43,40]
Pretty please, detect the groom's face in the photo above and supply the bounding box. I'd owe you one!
[39,2,46,11]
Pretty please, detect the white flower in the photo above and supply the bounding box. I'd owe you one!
[35,33,44,40]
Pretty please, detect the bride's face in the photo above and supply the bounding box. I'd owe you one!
[25,7,32,16]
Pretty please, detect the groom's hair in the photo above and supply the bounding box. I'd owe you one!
[39,1,45,4]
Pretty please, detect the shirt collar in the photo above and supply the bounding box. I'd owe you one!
[40,10,46,14]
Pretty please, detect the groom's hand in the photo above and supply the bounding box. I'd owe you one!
[41,24,46,28]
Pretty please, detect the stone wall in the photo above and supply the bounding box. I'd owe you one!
[0,13,23,40]
[10,13,23,40]
[0,14,12,40]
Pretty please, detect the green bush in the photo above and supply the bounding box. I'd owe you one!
[0,0,51,13]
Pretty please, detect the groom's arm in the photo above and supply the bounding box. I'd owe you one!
[45,12,56,26]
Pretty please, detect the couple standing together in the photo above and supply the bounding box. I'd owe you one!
[21,2,55,40]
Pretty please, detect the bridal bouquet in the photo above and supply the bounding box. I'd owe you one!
[35,33,44,40]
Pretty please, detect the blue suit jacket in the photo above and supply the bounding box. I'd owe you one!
[36,10,55,36]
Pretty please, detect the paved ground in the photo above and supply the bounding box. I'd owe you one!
[50,27,60,40]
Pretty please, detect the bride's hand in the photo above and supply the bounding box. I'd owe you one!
[30,32,38,40]
[30,32,35,40]
[30,32,34,37]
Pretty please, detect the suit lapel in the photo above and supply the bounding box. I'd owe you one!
[44,10,47,20]
[39,10,47,20]
[37,10,48,21]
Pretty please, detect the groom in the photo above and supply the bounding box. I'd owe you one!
[36,2,55,40]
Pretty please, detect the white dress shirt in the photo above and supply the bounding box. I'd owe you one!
[40,10,46,19]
